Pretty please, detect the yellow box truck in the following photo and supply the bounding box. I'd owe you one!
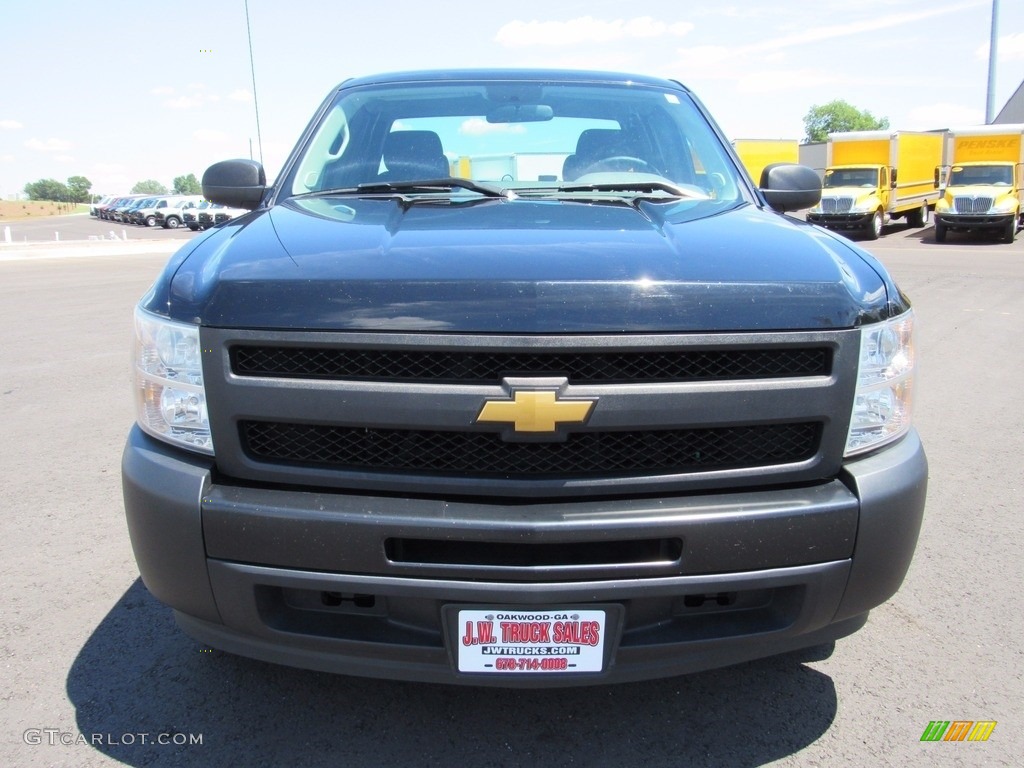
[732,139,799,186]
[933,124,1024,243]
[807,130,944,239]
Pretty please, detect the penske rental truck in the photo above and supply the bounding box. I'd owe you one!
[732,139,800,186]
[807,130,944,240]
[933,124,1024,243]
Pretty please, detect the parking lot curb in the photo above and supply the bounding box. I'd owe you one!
[0,239,185,262]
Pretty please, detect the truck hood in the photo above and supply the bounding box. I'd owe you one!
[944,184,1013,196]
[153,195,894,333]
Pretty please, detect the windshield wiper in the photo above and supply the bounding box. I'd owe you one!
[555,180,708,199]
[357,178,511,198]
[299,177,513,200]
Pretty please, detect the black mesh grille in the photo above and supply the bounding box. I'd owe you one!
[240,421,820,477]
[231,346,831,384]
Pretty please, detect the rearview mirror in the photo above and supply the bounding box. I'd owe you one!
[486,104,554,124]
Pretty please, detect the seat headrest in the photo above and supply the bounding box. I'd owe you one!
[574,129,626,161]
[384,131,444,164]
[380,130,448,180]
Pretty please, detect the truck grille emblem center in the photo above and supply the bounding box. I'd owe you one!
[476,390,596,433]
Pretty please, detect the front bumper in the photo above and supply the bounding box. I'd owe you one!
[934,212,1013,231]
[122,426,927,686]
[805,212,874,230]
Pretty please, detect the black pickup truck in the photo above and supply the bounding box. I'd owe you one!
[122,69,927,686]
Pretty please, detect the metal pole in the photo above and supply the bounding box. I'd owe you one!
[985,0,1000,123]
[245,0,264,165]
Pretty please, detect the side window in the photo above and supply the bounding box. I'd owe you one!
[292,104,351,194]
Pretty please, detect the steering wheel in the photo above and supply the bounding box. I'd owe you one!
[583,156,656,174]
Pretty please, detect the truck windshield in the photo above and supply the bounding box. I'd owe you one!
[823,169,878,188]
[285,78,743,203]
[949,165,1013,186]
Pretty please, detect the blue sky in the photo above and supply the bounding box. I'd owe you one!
[2,0,1022,198]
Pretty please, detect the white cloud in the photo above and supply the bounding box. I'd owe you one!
[0,154,14,163]
[164,91,221,109]
[192,129,229,143]
[514,51,639,73]
[1002,32,1024,61]
[24,137,72,152]
[0,119,23,130]
[734,68,845,94]
[675,3,989,84]
[459,118,526,136]
[228,89,253,102]
[976,32,1024,62]
[150,86,175,96]
[54,155,75,163]
[745,2,987,55]
[495,16,693,48]
[160,83,223,108]
[164,96,206,109]
[907,102,984,128]
[674,45,735,70]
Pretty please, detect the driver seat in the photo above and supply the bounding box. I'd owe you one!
[378,130,449,181]
[562,129,638,181]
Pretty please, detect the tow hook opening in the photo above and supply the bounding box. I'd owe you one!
[682,592,737,609]
[321,591,376,608]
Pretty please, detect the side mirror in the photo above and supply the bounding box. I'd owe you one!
[202,159,266,210]
[759,163,822,213]
[890,167,898,189]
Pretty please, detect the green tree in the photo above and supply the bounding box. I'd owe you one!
[803,100,890,143]
[24,178,70,201]
[131,179,169,195]
[66,175,92,203]
[172,173,202,195]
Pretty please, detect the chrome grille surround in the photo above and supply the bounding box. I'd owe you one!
[201,328,860,499]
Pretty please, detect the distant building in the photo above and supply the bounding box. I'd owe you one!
[994,79,1024,123]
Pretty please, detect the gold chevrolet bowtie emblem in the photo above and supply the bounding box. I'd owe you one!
[476,390,596,433]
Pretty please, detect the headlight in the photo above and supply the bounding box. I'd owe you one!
[850,197,877,213]
[845,311,915,457]
[993,197,1017,213]
[133,306,213,454]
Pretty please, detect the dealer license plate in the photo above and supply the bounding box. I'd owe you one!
[456,609,606,674]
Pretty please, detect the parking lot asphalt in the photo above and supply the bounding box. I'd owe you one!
[1,217,1022,767]
[0,212,196,249]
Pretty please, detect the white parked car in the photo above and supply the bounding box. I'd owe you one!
[129,195,195,227]
[152,196,205,229]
